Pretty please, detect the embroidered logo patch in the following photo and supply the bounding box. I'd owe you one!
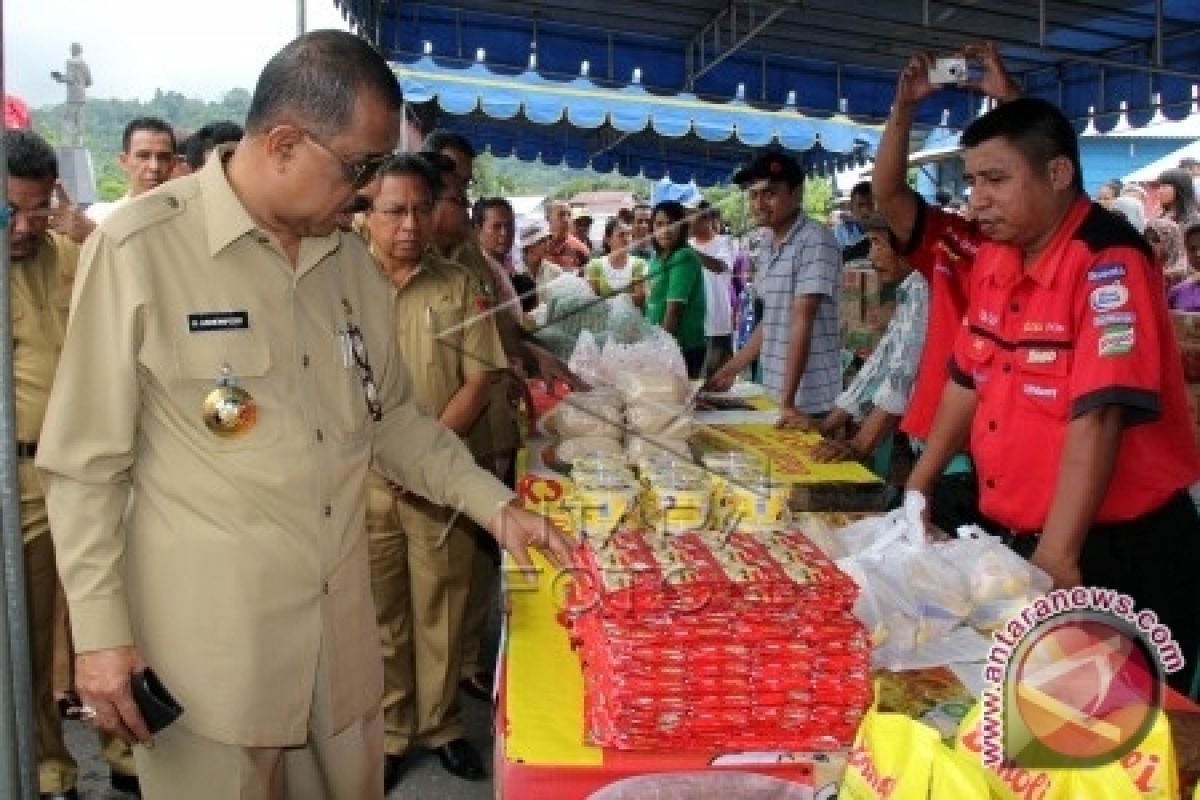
[1087,263,1126,283]
[1093,311,1136,328]
[1022,383,1059,399]
[1099,325,1135,357]
[1026,350,1058,365]
[1090,284,1129,313]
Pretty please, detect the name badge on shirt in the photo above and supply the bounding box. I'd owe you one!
[188,311,249,333]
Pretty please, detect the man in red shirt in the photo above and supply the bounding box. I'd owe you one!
[905,94,1200,692]
[874,44,1019,534]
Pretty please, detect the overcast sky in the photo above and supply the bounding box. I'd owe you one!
[5,0,352,107]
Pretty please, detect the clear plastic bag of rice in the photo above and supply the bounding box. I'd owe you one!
[552,390,625,440]
[625,433,691,464]
[613,371,690,407]
[556,436,627,463]
[626,402,695,438]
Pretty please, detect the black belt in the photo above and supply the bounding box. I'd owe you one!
[15,441,36,460]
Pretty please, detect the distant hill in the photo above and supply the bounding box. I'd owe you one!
[32,89,253,200]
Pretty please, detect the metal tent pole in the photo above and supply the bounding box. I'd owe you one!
[297,0,307,36]
[0,0,40,795]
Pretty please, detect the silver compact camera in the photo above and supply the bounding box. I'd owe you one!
[928,56,968,85]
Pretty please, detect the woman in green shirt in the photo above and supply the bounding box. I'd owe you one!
[645,201,707,378]
[585,218,647,308]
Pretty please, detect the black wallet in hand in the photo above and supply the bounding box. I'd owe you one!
[130,668,184,734]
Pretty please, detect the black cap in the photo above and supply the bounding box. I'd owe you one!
[421,151,457,174]
[733,151,804,188]
[859,212,892,233]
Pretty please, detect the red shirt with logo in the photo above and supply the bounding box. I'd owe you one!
[899,200,980,440]
[948,198,1200,532]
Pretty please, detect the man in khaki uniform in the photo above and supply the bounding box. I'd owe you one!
[363,155,503,787]
[4,129,138,800]
[423,134,527,711]
[35,31,571,800]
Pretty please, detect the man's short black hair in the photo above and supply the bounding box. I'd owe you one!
[5,129,57,181]
[185,121,245,169]
[423,130,477,160]
[510,272,538,313]
[122,117,176,153]
[374,153,444,201]
[472,196,513,227]
[850,181,872,199]
[961,97,1084,194]
[245,30,402,138]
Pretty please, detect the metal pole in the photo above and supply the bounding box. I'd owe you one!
[297,0,306,36]
[1153,0,1164,68]
[0,0,40,794]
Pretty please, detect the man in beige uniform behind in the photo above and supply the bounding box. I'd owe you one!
[4,128,132,800]
[363,154,503,787]
[35,30,571,800]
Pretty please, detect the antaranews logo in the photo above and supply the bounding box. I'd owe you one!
[979,588,1180,769]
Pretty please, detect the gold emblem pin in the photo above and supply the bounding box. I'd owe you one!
[202,363,258,437]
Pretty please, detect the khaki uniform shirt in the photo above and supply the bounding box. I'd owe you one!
[36,155,515,747]
[389,250,504,419]
[12,232,76,522]
[449,240,521,461]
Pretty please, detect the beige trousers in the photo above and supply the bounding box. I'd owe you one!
[133,645,383,800]
[367,483,475,755]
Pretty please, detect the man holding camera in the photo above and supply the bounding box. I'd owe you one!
[893,45,1200,694]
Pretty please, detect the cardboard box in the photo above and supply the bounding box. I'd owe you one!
[1171,311,1200,346]
[840,269,871,330]
[1185,384,1200,451]
[1182,345,1200,384]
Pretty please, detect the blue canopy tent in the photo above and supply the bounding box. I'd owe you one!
[394,53,881,183]
[335,1,1200,138]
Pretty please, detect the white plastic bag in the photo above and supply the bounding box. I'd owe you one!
[599,328,688,390]
[940,526,1053,631]
[835,493,976,669]
[549,391,625,440]
[568,330,603,387]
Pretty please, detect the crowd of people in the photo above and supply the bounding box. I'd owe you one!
[1091,164,1200,311]
[6,29,1200,800]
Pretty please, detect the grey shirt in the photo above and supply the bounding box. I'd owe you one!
[754,214,842,415]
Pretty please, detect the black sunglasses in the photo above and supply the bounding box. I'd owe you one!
[303,129,391,190]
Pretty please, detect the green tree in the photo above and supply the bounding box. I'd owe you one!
[473,153,515,197]
[802,176,834,222]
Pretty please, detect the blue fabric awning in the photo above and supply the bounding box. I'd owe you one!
[395,56,881,184]
[336,0,1200,134]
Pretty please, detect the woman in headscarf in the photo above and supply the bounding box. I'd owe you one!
[1144,217,1188,285]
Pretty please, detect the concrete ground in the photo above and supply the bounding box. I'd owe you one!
[69,606,502,799]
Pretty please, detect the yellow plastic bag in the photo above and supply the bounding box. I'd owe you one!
[954,702,1178,799]
[841,701,937,800]
[930,745,992,798]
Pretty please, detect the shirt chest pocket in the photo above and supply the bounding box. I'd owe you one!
[428,304,466,371]
[173,333,282,450]
[1014,349,1072,419]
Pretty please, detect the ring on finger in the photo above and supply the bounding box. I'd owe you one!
[72,704,98,722]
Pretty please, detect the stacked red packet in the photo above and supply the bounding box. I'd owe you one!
[562,528,872,751]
